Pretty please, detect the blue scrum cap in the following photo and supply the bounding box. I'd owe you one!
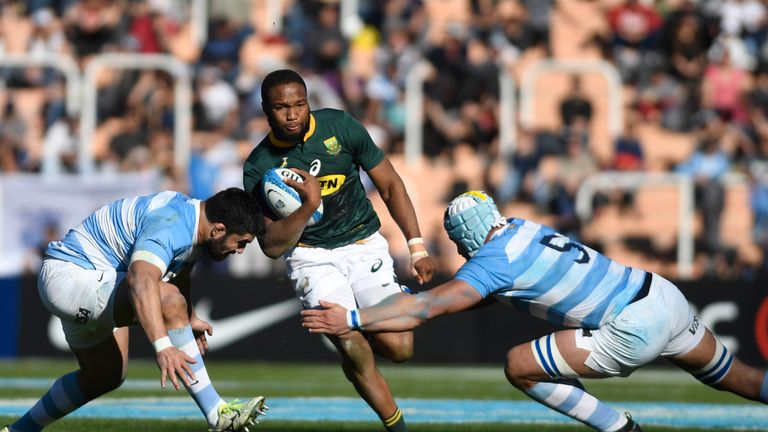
[443,191,506,257]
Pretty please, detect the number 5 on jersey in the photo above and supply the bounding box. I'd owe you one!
[539,234,590,264]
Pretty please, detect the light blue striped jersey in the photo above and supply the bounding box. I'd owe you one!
[45,191,203,279]
[455,218,646,329]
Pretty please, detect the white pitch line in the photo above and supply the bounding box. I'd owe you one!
[0,396,765,429]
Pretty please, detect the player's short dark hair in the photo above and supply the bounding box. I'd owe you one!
[205,188,264,236]
[261,69,307,105]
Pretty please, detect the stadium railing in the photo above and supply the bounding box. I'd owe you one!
[0,53,81,176]
[519,59,624,140]
[80,53,193,175]
[404,60,517,165]
[575,171,748,280]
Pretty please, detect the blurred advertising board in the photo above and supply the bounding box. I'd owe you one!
[0,172,160,277]
[13,272,768,368]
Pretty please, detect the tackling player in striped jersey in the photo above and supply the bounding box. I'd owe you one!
[3,188,266,432]
[303,190,768,431]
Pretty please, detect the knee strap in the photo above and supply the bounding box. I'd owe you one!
[531,334,578,379]
[691,339,734,385]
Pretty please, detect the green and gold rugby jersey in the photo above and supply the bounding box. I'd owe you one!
[243,108,385,249]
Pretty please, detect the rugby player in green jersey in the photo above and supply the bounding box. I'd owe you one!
[243,69,438,432]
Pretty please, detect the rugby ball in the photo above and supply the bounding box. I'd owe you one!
[262,167,323,226]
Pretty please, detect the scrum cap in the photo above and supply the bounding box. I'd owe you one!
[443,191,506,257]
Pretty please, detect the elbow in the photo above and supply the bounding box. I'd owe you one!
[262,247,283,259]
[378,187,392,203]
[257,237,287,259]
[377,180,403,204]
[261,244,286,259]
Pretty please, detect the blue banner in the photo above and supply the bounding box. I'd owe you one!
[0,276,20,357]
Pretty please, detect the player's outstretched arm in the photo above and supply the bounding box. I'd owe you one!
[366,158,438,284]
[127,260,196,390]
[258,168,321,258]
[302,279,482,334]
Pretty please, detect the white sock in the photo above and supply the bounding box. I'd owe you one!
[525,381,628,431]
[12,371,87,432]
[168,325,226,426]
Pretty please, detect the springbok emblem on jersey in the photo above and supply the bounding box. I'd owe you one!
[323,136,341,155]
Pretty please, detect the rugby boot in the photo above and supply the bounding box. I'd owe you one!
[209,396,268,432]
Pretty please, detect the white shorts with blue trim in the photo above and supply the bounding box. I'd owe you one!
[574,273,705,377]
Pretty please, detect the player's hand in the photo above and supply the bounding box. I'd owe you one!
[285,168,321,210]
[156,346,197,390]
[191,315,212,355]
[301,300,351,336]
[412,255,437,285]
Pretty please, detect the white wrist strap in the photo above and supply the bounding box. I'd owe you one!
[346,309,363,330]
[410,251,429,260]
[407,237,424,247]
[153,336,173,353]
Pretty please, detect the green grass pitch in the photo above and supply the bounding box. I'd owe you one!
[0,359,762,431]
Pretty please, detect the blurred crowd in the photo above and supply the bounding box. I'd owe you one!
[4,0,768,281]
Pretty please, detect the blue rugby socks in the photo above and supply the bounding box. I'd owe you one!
[168,325,226,427]
[11,371,86,432]
[525,380,628,431]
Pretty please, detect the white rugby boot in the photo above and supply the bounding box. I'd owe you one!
[209,396,268,432]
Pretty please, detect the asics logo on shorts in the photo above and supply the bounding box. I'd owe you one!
[74,308,91,325]
[371,259,383,272]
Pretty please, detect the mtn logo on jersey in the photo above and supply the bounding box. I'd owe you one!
[323,136,341,155]
[318,174,346,196]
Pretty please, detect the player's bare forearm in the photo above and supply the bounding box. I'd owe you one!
[369,159,422,239]
[384,186,420,238]
[259,210,312,258]
[383,185,438,283]
[355,281,484,331]
[303,280,485,335]
[127,261,196,390]
[365,316,425,332]
[302,293,432,334]
[127,261,168,342]
[368,158,438,283]
[259,170,321,258]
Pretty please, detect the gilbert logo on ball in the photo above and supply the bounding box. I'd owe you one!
[262,167,323,226]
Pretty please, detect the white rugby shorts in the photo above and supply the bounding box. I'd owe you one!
[575,273,706,377]
[286,231,406,310]
[38,258,123,348]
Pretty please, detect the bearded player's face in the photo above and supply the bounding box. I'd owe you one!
[264,83,310,143]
